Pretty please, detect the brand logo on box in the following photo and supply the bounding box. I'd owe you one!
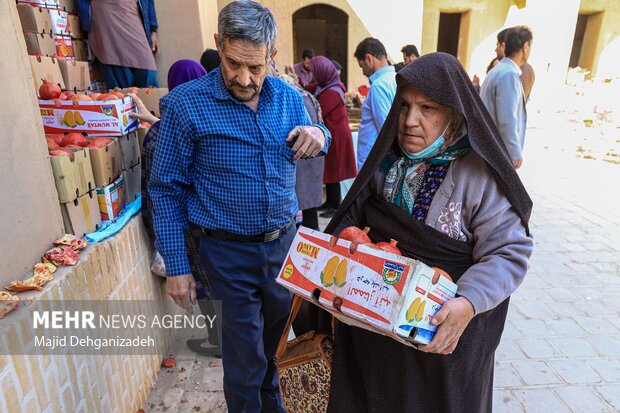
[382,261,404,285]
[101,105,115,117]
[295,242,320,259]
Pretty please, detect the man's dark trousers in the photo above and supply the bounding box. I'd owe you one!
[199,226,295,413]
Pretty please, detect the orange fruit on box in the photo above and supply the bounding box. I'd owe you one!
[74,111,85,125]
[320,256,339,287]
[63,111,76,127]
[334,259,348,287]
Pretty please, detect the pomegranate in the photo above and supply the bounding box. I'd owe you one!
[110,91,124,99]
[47,135,64,145]
[97,93,117,101]
[39,80,62,100]
[88,137,113,148]
[63,91,75,99]
[46,137,60,149]
[58,93,67,100]
[338,226,371,244]
[49,149,73,160]
[72,94,92,107]
[376,239,402,255]
[89,92,101,100]
[61,133,89,147]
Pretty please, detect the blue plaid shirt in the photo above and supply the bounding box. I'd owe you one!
[149,69,331,276]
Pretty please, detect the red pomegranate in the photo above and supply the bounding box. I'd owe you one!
[49,149,74,160]
[376,239,402,255]
[88,137,113,148]
[338,226,371,244]
[46,137,60,149]
[61,133,89,148]
[47,135,64,145]
[39,80,62,100]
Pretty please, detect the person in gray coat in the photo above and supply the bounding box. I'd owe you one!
[275,71,325,229]
[480,26,533,169]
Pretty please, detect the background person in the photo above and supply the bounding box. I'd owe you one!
[200,48,221,73]
[149,2,330,412]
[269,62,326,231]
[133,59,218,356]
[77,0,159,88]
[310,56,357,218]
[480,26,533,169]
[322,52,533,412]
[286,48,315,88]
[394,44,420,71]
[354,37,397,172]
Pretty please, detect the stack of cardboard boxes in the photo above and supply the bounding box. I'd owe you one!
[18,0,91,93]
[39,96,141,231]
[17,0,170,237]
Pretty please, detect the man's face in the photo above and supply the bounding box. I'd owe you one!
[216,36,273,103]
[495,41,505,59]
[403,53,415,64]
[302,57,312,71]
[357,55,373,78]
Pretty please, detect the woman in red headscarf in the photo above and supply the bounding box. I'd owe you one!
[310,56,358,218]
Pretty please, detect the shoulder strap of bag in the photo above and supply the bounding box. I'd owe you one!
[276,295,303,359]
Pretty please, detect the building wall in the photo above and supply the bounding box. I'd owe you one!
[154,0,219,87]
[580,0,620,78]
[0,0,64,285]
[0,217,179,413]
[422,0,512,73]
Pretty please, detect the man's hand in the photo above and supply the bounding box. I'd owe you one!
[286,126,326,160]
[513,159,523,169]
[166,274,196,314]
[418,296,474,355]
[151,32,159,55]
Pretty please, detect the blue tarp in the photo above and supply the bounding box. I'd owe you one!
[85,196,142,243]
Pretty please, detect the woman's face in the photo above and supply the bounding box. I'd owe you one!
[397,84,452,154]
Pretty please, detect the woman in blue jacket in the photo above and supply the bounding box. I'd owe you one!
[77,0,159,88]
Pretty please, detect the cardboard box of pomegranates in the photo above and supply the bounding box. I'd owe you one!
[276,226,458,346]
[38,96,138,135]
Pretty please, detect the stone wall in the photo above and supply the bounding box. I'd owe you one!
[0,217,178,413]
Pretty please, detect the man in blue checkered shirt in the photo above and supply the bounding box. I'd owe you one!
[149,2,330,412]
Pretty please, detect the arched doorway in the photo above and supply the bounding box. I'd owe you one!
[293,4,349,88]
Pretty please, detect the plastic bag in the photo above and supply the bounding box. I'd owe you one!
[150,250,167,277]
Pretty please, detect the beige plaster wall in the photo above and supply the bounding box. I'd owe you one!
[0,0,64,284]
[263,0,423,91]
[423,0,512,74]
[580,0,620,78]
[154,0,219,87]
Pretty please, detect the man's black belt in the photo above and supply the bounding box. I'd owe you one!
[201,220,295,243]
